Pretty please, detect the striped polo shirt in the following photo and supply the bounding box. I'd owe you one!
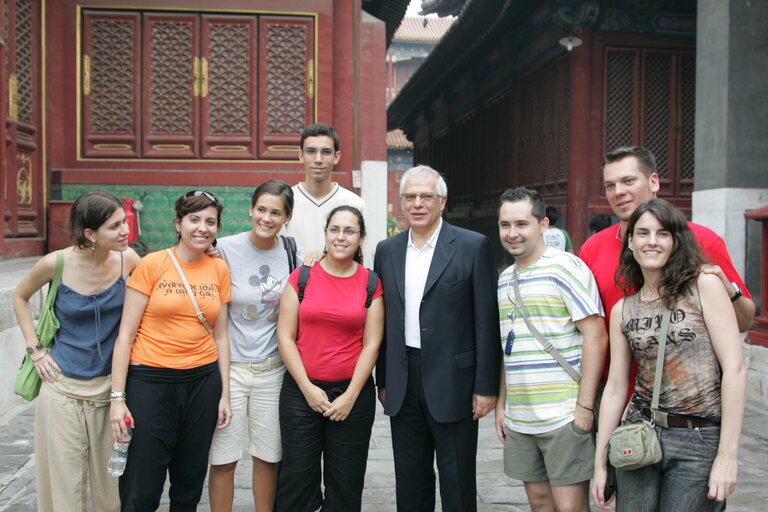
[498,247,603,434]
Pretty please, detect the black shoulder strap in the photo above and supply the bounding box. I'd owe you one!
[365,269,378,308]
[281,235,298,272]
[297,264,311,303]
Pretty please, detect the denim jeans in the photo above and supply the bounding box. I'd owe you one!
[616,425,724,512]
[275,372,375,512]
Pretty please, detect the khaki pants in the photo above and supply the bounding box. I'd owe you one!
[35,375,118,512]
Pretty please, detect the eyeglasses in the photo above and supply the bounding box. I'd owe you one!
[185,190,219,204]
[326,227,360,238]
[400,193,441,204]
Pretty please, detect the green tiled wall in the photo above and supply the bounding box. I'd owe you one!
[56,185,255,252]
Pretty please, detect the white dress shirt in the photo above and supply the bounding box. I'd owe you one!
[404,219,443,349]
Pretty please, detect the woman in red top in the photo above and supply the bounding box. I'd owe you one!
[275,205,384,511]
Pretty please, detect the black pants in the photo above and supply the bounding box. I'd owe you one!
[275,373,375,512]
[391,349,478,512]
[119,363,221,512]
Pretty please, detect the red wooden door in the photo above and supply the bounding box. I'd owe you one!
[3,0,42,244]
[142,13,199,158]
[82,11,141,158]
[201,15,258,159]
[257,16,314,159]
[79,9,315,162]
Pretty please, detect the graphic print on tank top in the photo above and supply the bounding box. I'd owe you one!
[622,292,721,419]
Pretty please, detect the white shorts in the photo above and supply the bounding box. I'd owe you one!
[209,356,286,465]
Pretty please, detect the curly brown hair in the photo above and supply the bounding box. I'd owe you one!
[615,198,708,308]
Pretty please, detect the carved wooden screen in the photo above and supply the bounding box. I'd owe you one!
[82,11,141,158]
[258,16,314,159]
[81,10,314,160]
[604,48,695,196]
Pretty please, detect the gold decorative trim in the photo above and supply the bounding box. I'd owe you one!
[211,145,247,152]
[152,144,191,151]
[201,57,209,98]
[83,55,91,95]
[307,58,314,99]
[267,145,300,152]
[8,74,19,122]
[16,154,32,205]
[17,132,33,141]
[193,56,200,96]
[93,143,132,151]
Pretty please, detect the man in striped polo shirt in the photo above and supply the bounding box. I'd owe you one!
[494,187,607,512]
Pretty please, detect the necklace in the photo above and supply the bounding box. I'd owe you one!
[615,224,622,242]
[639,287,661,302]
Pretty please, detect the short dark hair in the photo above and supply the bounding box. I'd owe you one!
[175,191,223,229]
[68,190,124,249]
[616,198,707,308]
[545,205,560,226]
[326,205,366,264]
[499,187,546,221]
[300,123,340,152]
[602,146,658,178]
[251,180,294,218]
[588,214,613,234]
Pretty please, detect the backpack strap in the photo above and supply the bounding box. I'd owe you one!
[297,264,311,303]
[281,235,298,273]
[365,269,378,308]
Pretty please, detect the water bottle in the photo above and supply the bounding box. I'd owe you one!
[107,417,132,477]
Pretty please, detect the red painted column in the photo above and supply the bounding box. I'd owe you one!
[745,206,768,347]
[566,27,593,250]
[359,13,386,163]
[333,0,359,174]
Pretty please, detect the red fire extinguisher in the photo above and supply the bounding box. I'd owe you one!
[122,194,148,256]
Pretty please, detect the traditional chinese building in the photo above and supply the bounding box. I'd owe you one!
[389,0,768,402]
[0,0,409,258]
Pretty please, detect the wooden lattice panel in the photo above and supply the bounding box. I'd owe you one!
[90,19,136,134]
[148,19,194,135]
[680,53,695,181]
[208,22,251,135]
[643,53,671,179]
[14,0,33,123]
[265,23,307,135]
[605,51,635,151]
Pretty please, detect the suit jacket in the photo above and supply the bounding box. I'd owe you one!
[374,221,501,423]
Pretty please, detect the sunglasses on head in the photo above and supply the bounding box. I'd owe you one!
[185,190,219,204]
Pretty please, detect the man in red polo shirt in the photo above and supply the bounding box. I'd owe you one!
[580,146,755,395]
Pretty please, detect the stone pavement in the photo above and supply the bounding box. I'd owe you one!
[1,399,767,512]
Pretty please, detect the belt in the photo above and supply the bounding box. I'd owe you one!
[641,408,720,429]
[232,355,284,372]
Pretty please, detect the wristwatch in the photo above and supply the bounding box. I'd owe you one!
[25,343,44,355]
[730,282,743,302]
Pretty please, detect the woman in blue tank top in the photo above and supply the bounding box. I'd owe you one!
[12,190,141,512]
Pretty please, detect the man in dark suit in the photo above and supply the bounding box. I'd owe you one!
[374,165,501,511]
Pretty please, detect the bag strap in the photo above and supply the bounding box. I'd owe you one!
[45,250,65,308]
[297,264,377,309]
[512,270,581,383]
[281,235,298,273]
[650,306,673,411]
[365,269,378,308]
[297,264,311,303]
[165,249,213,335]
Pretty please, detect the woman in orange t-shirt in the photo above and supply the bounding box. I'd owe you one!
[110,191,232,511]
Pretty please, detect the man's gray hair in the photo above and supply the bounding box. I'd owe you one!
[399,165,448,197]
